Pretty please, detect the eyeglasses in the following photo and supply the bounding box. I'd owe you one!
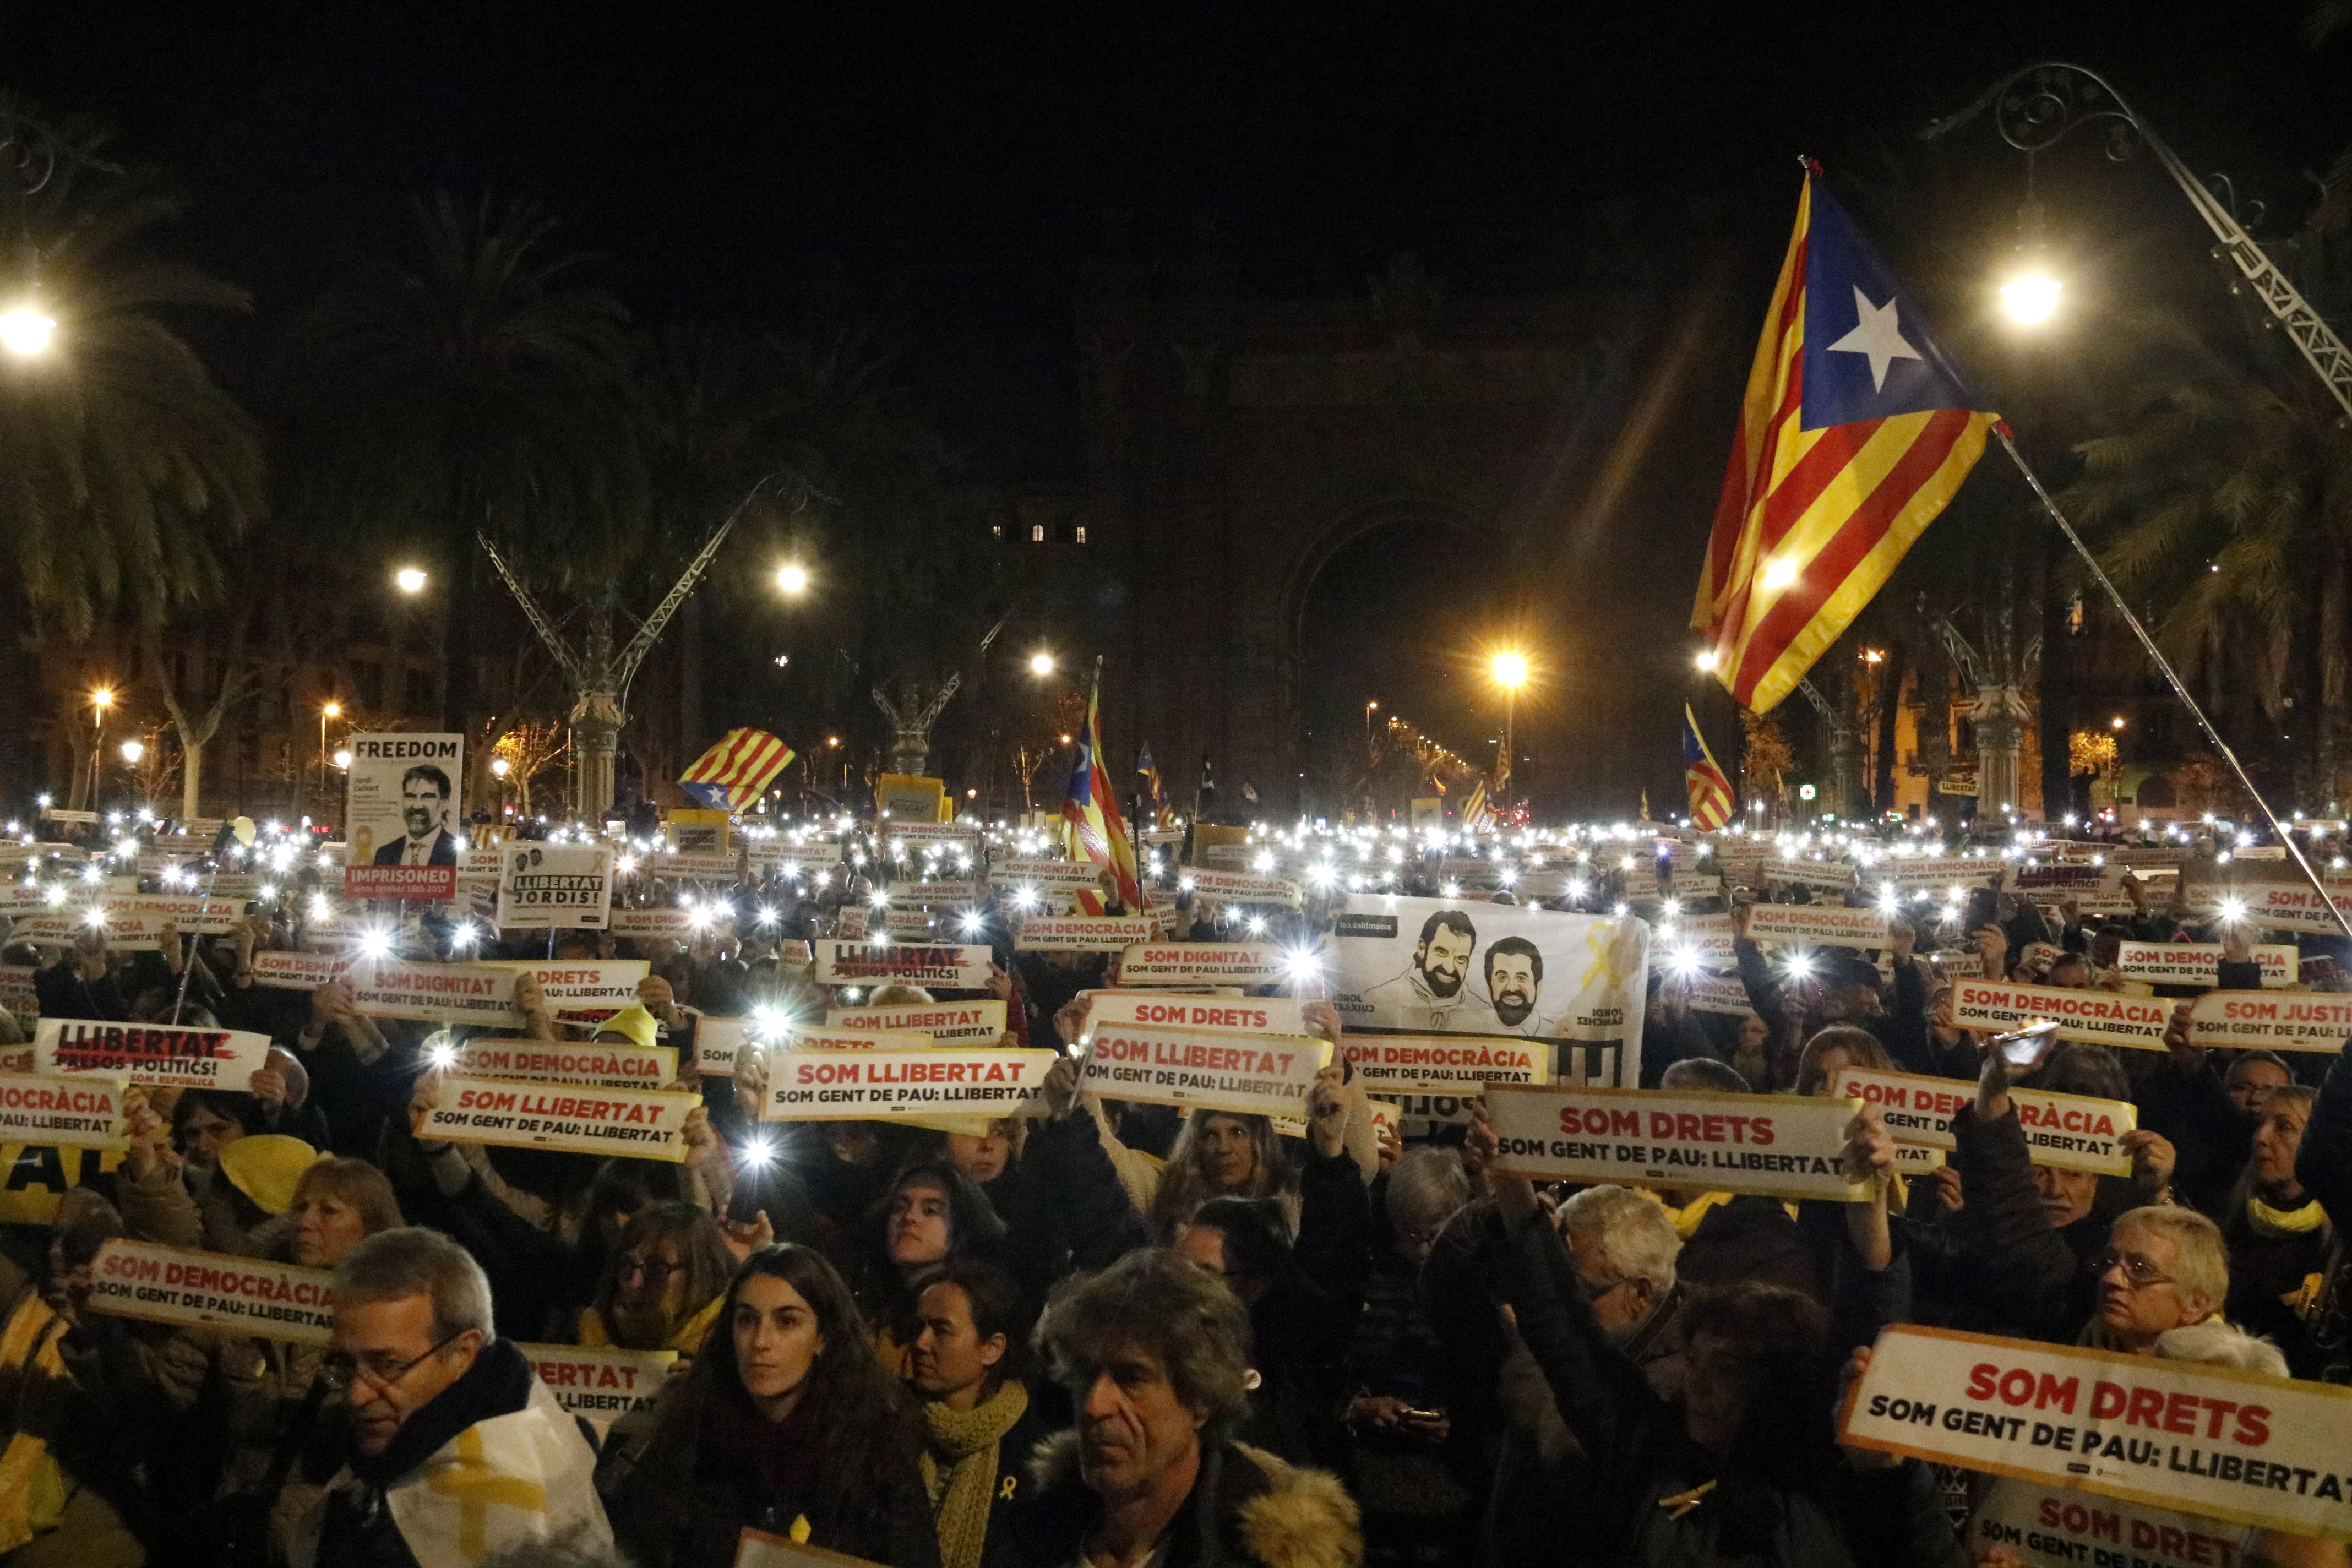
[2092,1251,2174,1291]
[320,1330,464,1395]
[618,1257,686,1284]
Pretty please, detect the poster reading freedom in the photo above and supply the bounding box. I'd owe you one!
[495,842,615,930]
[1327,896,1649,1088]
[813,940,992,990]
[35,1019,269,1092]
[342,733,464,901]
[86,1238,333,1346]
[1486,1084,1869,1201]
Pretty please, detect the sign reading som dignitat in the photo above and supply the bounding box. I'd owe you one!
[415,1077,699,1161]
[1842,1324,2352,1543]
[342,733,464,901]
[1077,1022,1327,1120]
[760,1048,1058,1120]
[1485,1084,1870,1201]
[87,1237,332,1345]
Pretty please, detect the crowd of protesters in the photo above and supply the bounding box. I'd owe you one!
[0,816,2348,1568]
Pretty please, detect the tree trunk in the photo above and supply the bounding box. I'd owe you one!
[143,612,249,825]
[2039,532,2076,824]
[1873,640,1908,813]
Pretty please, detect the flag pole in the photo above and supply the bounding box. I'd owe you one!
[1993,423,2352,942]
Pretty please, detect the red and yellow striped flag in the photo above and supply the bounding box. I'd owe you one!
[679,728,794,811]
[1694,167,1995,713]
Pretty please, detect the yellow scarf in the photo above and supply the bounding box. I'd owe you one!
[578,1289,727,1357]
[2246,1194,2328,1237]
[1644,1189,1804,1236]
[0,1293,70,1552]
[919,1380,1030,1568]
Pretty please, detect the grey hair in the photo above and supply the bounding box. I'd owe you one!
[1558,1185,1681,1294]
[1385,1146,1470,1239]
[1036,1246,1252,1425]
[2157,1321,2288,1379]
[1660,1057,1750,1095]
[334,1226,496,1343]
[2111,1205,2229,1317]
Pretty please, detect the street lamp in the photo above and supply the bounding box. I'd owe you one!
[775,563,810,597]
[1489,651,1529,802]
[1694,649,1718,672]
[87,687,113,809]
[1028,650,1055,678]
[118,739,143,765]
[392,567,428,595]
[319,700,341,795]
[0,305,56,357]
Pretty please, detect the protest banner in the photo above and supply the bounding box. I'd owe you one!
[1341,1034,1549,1095]
[1115,940,1295,986]
[610,906,699,941]
[2189,992,2352,1053]
[1015,915,1156,953]
[0,964,35,1026]
[517,1343,677,1433]
[9,912,165,951]
[2005,863,2126,897]
[35,1019,269,1092]
[0,887,50,918]
[693,1016,755,1077]
[1762,858,1856,892]
[248,950,349,990]
[1369,1090,1482,1129]
[1077,1022,1327,1120]
[1952,978,2173,1051]
[1829,1066,2136,1177]
[0,1072,127,1148]
[1677,968,1757,1017]
[760,1048,1058,1120]
[495,842,615,929]
[450,845,503,909]
[414,1076,698,1161]
[876,822,979,849]
[83,892,244,934]
[1967,1474,2254,1568]
[1744,902,1894,950]
[1179,868,1305,908]
[823,999,1006,1045]
[86,1238,333,1346]
[1873,856,1999,894]
[1485,1084,1870,1201]
[644,850,740,879]
[746,840,843,876]
[342,732,464,900]
[2187,874,2352,935]
[1082,991,1304,1037]
[1665,913,1735,970]
[2114,941,2297,988]
[886,879,984,907]
[987,858,1108,891]
[784,1025,935,1052]
[441,1039,678,1092]
[813,940,992,990]
[1840,1323,2352,1543]
[482,960,650,1020]
[349,959,524,1027]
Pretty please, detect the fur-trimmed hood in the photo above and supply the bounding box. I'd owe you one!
[1026,1429,1361,1568]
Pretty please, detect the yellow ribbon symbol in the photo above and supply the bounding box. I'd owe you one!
[423,1427,548,1562]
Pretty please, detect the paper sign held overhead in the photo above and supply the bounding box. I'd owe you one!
[1082,992,1304,1037]
[1744,902,1893,950]
[1341,1034,1549,1095]
[0,1071,128,1148]
[347,959,524,1027]
[35,1019,269,1092]
[518,1343,677,1431]
[441,1039,678,1092]
[414,1076,699,1162]
[2188,992,2352,1053]
[1830,1065,2136,1177]
[1077,1022,1327,1120]
[1951,978,2173,1052]
[823,1000,1006,1046]
[1015,916,1157,953]
[2113,941,2296,988]
[813,940,992,990]
[495,842,615,929]
[1485,1084,1869,1201]
[760,1048,1058,1120]
[1116,941,1294,987]
[87,1238,333,1346]
[342,733,464,900]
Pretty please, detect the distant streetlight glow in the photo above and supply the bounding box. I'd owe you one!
[1695,649,1718,672]
[775,563,810,596]
[331,749,352,770]
[489,757,511,778]
[1490,651,1529,690]
[1028,650,1055,677]
[90,688,114,714]
[0,306,56,357]
[118,739,144,764]
[393,567,428,594]
[2000,272,2063,325]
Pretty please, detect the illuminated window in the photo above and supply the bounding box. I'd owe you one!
[1031,524,1045,543]
[991,524,1002,540]
[1075,526,1088,544]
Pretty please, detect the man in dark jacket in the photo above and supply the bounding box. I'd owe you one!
[1733,911,1935,1078]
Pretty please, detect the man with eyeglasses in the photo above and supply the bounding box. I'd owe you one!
[292,1227,611,1568]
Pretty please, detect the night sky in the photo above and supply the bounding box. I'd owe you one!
[7,2,2344,808]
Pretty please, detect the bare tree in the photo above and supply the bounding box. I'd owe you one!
[141,612,254,821]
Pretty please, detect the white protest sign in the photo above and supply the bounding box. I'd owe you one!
[610,906,698,942]
[0,965,36,1025]
[349,959,524,1027]
[1841,1323,2352,1544]
[1666,913,1736,969]
[415,1077,698,1162]
[518,1343,677,1432]
[0,1072,127,1148]
[1952,978,2173,1051]
[988,858,1108,890]
[813,940,992,990]
[2189,992,2352,1053]
[1678,968,1757,1017]
[785,1025,934,1052]
[1079,1022,1327,1119]
[496,842,615,929]
[249,950,350,990]
[1762,858,1856,892]
[737,1528,889,1568]
[1081,992,1304,1037]
[443,1039,678,1092]
[1341,1034,1549,1094]
[1968,1474,2255,1568]
[878,822,980,848]
[644,850,740,879]
[35,1019,269,1092]
[484,960,651,1020]
[2114,941,2297,988]
[1015,915,1156,953]
[1116,941,1293,986]
[342,733,464,901]
[823,1000,1007,1045]
[1180,869,1304,908]
[2193,875,2352,935]
[0,888,50,918]
[2005,863,2126,897]
[1874,856,1999,894]
[760,1048,1058,1120]
[1745,903,1893,950]
[693,1016,755,1077]
[886,880,984,907]
[1486,1084,1869,1201]
[84,893,244,934]
[1831,1066,2136,1176]
[10,913,165,951]
[87,1239,333,1346]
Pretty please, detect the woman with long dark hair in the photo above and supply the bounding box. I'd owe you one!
[597,1243,940,1568]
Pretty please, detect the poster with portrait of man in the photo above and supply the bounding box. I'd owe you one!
[343,733,464,901]
[1329,895,1649,1087]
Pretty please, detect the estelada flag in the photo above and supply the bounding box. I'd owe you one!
[1461,777,1491,831]
[679,728,794,811]
[1694,166,1996,712]
[1062,678,1144,911]
[1683,705,1735,830]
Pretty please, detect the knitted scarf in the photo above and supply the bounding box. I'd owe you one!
[2246,1194,2328,1237]
[918,1380,1029,1568]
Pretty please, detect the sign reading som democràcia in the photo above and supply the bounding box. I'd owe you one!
[443,1039,678,1092]
[1179,868,1305,908]
[414,1076,699,1162]
[1841,1323,2352,1544]
[693,1016,755,1077]
[248,951,351,990]
[347,959,524,1027]
[824,999,1007,1046]
[517,1343,676,1428]
[2113,941,2297,988]
[1952,978,2172,1052]
[759,1048,1059,1121]
[342,732,464,901]
[7,912,166,951]
[1743,903,1893,950]
[0,1071,128,1148]
[1115,941,1295,987]
[1871,855,2001,893]
[2190,991,2352,1053]
[1015,915,1157,954]
[79,893,245,935]
[1081,991,1304,1037]
[1485,1084,1871,1201]
[480,960,651,1020]
[1761,857,1856,892]
[1076,1023,1329,1120]
[1341,1034,1549,1095]
[812,940,993,990]
[35,1019,269,1093]
[1968,1474,2258,1568]
[0,965,35,1021]
[88,1237,333,1346]
[1664,913,1735,968]
[495,842,615,930]
[1830,1065,2136,1178]
[1679,968,1758,1018]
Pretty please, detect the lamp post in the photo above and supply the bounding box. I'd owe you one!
[319,700,341,797]
[86,687,113,811]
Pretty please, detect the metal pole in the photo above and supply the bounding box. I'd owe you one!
[1994,424,2352,941]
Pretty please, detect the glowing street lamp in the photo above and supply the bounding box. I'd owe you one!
[319,700,342,794]
[1695,649,1718,673]
[1488,651,1530,804]
[118,739,144,765]
[392,567,428,594]
[1028,650,1055,677]
[0,305,56,357]
[775,562,810,597]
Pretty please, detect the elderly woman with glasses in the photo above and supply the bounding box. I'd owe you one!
[579,1201,737,1357]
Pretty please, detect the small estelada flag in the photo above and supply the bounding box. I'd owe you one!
[679,729,795,811]
[1683,705,1734,830]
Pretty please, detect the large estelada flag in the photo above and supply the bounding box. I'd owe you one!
[1683,705,1734,830]
[679,728,794,810]
[1694,166,1996,712]
[1062,679,1145,910]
